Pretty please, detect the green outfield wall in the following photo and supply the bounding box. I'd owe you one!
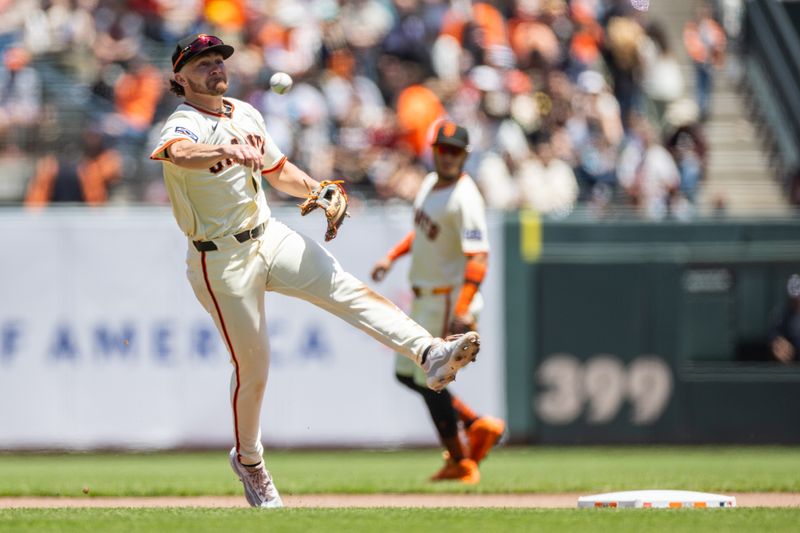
[505,214,800,444]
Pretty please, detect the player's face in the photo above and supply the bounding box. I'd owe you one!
[433,144,468,181]
[182,52,228,96]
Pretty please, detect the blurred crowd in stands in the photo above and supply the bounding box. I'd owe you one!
[0,0,735,220]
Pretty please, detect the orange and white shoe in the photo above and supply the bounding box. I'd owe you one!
[430,457,480,484]
[467,416,506,464]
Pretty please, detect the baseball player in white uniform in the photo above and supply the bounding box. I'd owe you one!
[149,34,481,508]
[371,122,505,484]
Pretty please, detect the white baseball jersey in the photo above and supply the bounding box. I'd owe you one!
[150,97,286,241]
[409,172,490,288]
[151,96,433,466]
[396,171,489,382]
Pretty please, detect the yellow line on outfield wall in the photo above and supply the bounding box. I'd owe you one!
[520,210,542,262]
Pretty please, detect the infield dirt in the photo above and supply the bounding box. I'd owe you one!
[0,493,798,508]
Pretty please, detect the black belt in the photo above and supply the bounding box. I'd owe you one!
[193,222,266,252]
[412,286,453,297]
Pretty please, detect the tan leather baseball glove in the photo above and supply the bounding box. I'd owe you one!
[298,180,350,241]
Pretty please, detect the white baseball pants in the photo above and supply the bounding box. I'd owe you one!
[186,218,432,465]
[395,290,483,387]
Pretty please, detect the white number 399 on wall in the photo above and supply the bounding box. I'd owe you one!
[535,354,673,426]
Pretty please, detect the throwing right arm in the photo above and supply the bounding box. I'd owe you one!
[168,139,264,173]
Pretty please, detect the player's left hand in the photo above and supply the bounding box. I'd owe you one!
[448,314,477,335]
[298,180,350,241]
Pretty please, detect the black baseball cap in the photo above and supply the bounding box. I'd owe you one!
[432,122,470,151]
[172,34,234,73]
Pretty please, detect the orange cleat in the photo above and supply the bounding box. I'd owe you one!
[430,457,480,484]
[467,416,506,464]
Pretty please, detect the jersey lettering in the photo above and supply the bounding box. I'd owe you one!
[246,134,265,155]
[414,209,439,241]
[208,134,265,174]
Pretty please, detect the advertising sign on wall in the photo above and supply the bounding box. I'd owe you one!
[0,207,504,449]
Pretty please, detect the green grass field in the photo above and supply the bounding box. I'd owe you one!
[1,446,799,532]
[1,446,798,496]
[2,508,800,533]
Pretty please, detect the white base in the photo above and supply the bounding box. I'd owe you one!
[578,490,736,509]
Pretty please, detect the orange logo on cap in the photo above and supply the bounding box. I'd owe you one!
[441,122,457,137]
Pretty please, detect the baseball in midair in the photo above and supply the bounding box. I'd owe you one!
[270,72,293,94]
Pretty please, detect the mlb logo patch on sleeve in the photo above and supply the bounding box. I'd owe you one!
[464,229,483,240]
[175,126,198,142]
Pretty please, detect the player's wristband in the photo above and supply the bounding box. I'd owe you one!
[387,231,415,261]
[464,258,487,285]
[454,258,487,316]
[454,283,479,317]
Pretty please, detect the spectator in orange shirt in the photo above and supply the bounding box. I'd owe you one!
[203,0,246,32]
[683,2,726,121]
[395,84,445,156]
[114,57,164,133]
[25,127,122,206]
[440,1,513,68]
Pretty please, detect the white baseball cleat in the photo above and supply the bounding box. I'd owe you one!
[229,448,284,508]
[423,332,480,392]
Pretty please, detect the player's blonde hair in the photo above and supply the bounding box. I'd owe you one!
[169,79,185,96]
